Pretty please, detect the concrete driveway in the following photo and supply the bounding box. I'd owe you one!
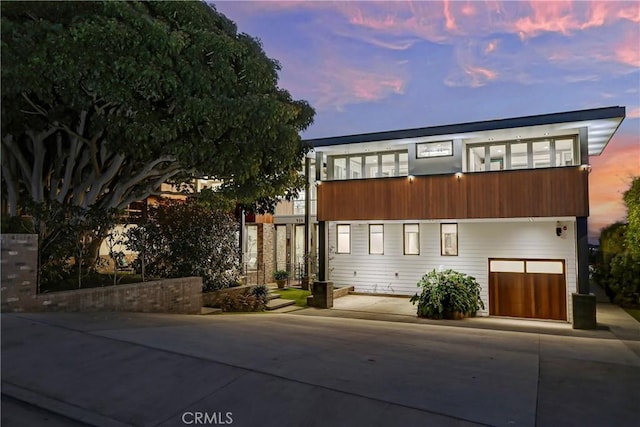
[2,303,639,427]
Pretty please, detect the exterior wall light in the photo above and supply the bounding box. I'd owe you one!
[408,175,414,183]
[455,172,463,179]
[580,164,592,172]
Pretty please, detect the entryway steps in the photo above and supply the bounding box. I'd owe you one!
[265,298,296,310]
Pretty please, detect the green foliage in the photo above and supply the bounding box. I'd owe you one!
[273,288,311,307]
[273,270,289,280]
[23,201,119,291]
[250,284,269,301]
[221,288,266,312]
[1,0,315,280]
[594,222,628,300]
[594,178,640,308]
[126,200,239,291]
[1,1,314,213]
[623,177,640,256]
[608,251,640,307]
[1,215,33,234]
[409,269,484,319]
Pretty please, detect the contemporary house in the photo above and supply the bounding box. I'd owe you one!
[243,106,624,322]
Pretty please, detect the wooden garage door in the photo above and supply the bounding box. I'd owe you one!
[489,259,566,321]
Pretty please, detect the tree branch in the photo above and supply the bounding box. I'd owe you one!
[20,92,48,117]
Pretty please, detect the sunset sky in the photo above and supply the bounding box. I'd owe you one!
[214,0,640,242]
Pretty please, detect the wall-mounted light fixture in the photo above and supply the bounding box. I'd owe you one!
[315,181,321,187]
[580,164,592,173]
[408,175,415,183]
[455,172,463,180]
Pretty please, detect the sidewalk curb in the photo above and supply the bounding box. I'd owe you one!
[1,382,131,427]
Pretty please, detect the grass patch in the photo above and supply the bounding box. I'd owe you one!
[273,288,311,307]
[624,308,640,323]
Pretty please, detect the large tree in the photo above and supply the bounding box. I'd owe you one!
[623,176,640,256]
[1,1,314,217]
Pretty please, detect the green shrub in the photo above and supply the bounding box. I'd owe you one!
[608,251,640,307]
[251,284,269,301]
[126,200,239,291]
[273,270,289,280]
[1,215,34,234]
[221,288,265,312]
[409,269,484,319]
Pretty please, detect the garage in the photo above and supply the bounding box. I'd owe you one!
[489,259,567,321]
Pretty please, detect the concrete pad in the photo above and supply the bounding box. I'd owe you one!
[2,307,639,427]
[537,357,640,427]
[332,295,416,316]
[157,371,483,427]
[1,316,245,426]
[6,311,208,332]
[1,394,91,427]
[91,314,541,426]
[539,334,640,367]
[265,298,296,310]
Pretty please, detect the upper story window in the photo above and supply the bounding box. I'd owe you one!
[416,141,453,158]
[466,136,577,172]
[328,151,408,180]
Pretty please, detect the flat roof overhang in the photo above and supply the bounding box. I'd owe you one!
[306,106,625,157]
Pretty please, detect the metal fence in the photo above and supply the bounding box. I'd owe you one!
[241,257,319,286]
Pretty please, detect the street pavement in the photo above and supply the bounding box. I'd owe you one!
[1,302,639,427]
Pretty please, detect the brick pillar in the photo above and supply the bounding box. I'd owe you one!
[262,224,275,284]
[1,234,38,312]
[309,281,333,308]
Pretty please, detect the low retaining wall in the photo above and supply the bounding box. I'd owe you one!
[333,285,354,299]
[2,233,202,314]
[3,277,203,315]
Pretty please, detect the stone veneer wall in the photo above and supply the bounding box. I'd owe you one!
[262,224,275,284]
[1,234,202,314]
[246,223,276,285]
[1,234,38,307]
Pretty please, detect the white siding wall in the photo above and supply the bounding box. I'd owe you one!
[328,220,577,318]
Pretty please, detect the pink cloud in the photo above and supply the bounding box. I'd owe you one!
[628,107,640,119]
[443,0,457,31]
[615,31,640,67]
[466,66,498,86]
[589,133,640,238]
[512,1,578,39]
[314,65,406,111]
[484,40,498,54]
[617,3,640,22]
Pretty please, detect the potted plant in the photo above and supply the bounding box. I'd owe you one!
[273,270,289,289]
[409,269,484,319]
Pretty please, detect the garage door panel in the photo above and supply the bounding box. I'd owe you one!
[489,259,566,321]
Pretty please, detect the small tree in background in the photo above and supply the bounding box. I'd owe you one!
[126,200,239,291]
[623,177,640,256]
[595,177,640,307]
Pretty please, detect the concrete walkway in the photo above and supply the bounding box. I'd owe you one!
[2,301,639,427]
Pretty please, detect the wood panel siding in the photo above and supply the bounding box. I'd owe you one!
[317,167,588,221]
[489,260,567,321]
